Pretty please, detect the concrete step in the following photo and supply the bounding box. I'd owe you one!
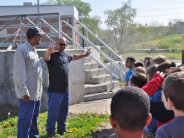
[85,68,106,80]
[66,44,80,49]
[84,57,92,63]
[84,81,119,95]
[85,74,111,84]
[84,62,99,70]
[84,87,121,102]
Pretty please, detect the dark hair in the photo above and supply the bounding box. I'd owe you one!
[130,73,147,88]
[156,61,176,74]
[145,61,151,67]
[163,72,184,111]
[111,87,150,132]
[146,65,157,81]
[126,57,136,62]
[133,62,144,68]
[164,67,184,79]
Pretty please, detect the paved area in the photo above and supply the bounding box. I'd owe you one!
[69,98,112,114]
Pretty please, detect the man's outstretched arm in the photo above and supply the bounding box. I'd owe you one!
[72,48,91,61]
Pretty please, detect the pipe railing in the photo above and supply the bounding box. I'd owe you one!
[76,21,125,62]
[60,28,118,79]
[61,20,122,73]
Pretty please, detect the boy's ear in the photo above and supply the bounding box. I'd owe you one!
[167,98,174,108]
[145,113,152,127]
[110,115,116,128]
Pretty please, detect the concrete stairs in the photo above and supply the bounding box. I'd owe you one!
[84,57,120,102]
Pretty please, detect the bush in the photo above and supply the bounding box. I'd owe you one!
[156,41,170,49]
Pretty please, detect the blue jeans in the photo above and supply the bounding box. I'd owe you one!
[17,99,40,138]
[46,92,69,135]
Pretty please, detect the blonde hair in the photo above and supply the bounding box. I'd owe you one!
[152,55,166,64]
[135,67,146,74]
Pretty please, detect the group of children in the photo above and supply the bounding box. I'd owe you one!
[110,55,184,138]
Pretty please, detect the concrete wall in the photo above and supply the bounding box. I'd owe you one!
[0,48,86,111]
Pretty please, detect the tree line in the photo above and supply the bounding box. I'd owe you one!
[41,0,182,53]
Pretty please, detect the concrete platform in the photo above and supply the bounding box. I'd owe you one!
[68,98,112,114]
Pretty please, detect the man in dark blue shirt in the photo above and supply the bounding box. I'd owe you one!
[44,37,91,137]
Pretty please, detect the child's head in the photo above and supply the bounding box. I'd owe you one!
[151,55,166,65]
[126,57,136,69]
[144,55,152,66]
[156,61,176,74]
[162,72,184,112]
[146,65,157,82]
[145,61,151,72]
[130,73,147,88]
[110,87,151,137]
[135,67,146,74]
[132,62,144,72]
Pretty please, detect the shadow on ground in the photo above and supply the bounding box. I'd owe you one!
[93,128,118,138]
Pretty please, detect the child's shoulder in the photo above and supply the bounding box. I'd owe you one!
[156,117,184,138]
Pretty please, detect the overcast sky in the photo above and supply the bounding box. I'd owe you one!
[1,0,184,29]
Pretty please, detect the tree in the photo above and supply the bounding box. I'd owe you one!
[104,0,136,52]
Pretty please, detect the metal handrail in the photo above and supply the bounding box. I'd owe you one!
[60,29,118,79]
[1,18,36,43]
[40,18,70,43]
[61,20,123,74]
[76,21,125,62]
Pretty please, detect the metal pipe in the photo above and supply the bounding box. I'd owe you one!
[76,21,125,62]
[0,16,19,32]
[60,29,119,79]
[61,20,122,72]
[110,61,113,91]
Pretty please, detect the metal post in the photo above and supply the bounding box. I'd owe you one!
[37,0,40,27]
[86,29,88,50]
[182,35,184,65]
[20,15,24,44]
[120,60,123,87]
[72,28,75,48]
[110,61,113,91]
[58,14,61,38]
[82,27,84,48]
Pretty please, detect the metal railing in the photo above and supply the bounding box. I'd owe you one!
[61,20,125,88]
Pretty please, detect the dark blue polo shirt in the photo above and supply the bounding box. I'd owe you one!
[46,52,72,93]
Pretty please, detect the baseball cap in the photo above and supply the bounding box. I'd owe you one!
[26,27,45,38]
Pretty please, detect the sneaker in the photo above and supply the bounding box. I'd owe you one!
[57,130,73,135]
[47,132,60,137]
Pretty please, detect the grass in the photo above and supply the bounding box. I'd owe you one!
[100,52,182,63]
[0,112,110,138]
[134,34,183,49]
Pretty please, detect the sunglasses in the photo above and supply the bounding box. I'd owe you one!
[36,35,42,38]
[58,43,67,46]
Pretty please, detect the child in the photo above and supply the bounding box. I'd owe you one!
[151,55,166,65]
[156,72,184,138]
[130,73,147,88]
[144,55,152,67]
[145,61,151,72]
[132,61,144,72]
[125,57,135,86]
[110,87,152,138]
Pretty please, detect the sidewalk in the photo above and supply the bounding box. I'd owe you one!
[69,98,111,114]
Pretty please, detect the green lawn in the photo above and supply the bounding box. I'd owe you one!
[0,112,110,138]
[134,34,183,49]
[100,52,182,63]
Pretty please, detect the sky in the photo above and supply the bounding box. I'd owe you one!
[1,0,184,29]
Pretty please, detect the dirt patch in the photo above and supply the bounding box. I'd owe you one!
[93,122,118,138]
